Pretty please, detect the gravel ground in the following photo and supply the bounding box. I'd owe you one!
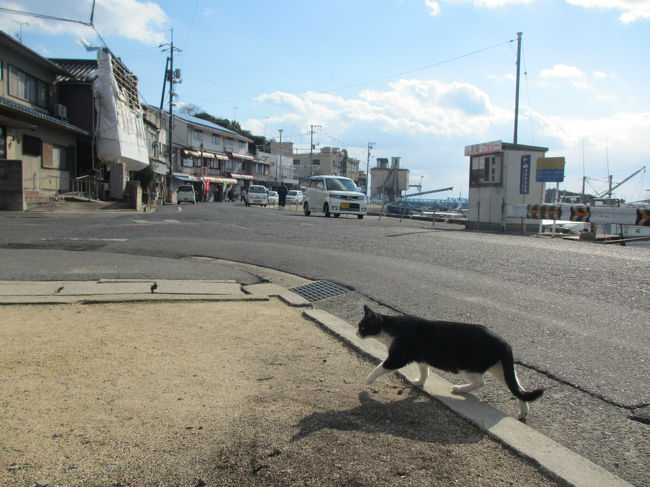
[0,300,559,487]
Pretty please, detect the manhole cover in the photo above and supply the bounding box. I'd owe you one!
[289,280,349,302]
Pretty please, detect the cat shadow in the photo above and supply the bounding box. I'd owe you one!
[291,389,483,445]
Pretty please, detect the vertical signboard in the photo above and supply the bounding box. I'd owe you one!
[520,155,530,194]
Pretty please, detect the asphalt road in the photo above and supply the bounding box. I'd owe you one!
[0,201,647,486]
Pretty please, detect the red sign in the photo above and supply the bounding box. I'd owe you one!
[464,140,502,156]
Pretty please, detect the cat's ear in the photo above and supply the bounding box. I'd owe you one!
[364,305,379,320]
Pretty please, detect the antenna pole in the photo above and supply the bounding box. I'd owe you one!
[513,32,522,144]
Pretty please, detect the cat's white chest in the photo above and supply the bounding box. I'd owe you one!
[376,331,394,349]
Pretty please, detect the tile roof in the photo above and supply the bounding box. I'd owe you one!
[174,113,253,142]
[0,96,90,136]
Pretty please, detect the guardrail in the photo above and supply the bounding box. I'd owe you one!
[506,204,649,226]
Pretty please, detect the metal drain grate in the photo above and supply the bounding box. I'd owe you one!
[289,280,349,302]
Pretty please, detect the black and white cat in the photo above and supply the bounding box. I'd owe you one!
[357,305,544,419]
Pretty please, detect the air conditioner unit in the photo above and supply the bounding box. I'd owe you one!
[53,104,68,121]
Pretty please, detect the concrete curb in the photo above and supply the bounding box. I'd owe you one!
[302,308,633,487]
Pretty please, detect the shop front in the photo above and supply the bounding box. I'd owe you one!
[202,176,237,202]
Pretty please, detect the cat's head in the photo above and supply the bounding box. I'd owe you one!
[357,305,383,338]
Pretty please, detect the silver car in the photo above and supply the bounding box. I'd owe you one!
[177,184,196,204]
[267,191,279,205]
[286,190,304,205]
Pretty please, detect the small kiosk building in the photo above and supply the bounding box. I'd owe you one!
[465,140,548,232]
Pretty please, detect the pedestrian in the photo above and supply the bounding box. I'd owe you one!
[278,183,288,209]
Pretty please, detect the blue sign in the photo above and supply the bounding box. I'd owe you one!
[520,155,530,194]
[535,157,565,182]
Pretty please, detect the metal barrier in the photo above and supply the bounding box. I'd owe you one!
[506,204,648,226]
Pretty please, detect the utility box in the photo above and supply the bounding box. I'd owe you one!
[465,140,548,232]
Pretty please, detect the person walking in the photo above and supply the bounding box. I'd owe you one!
[277,183,288,210]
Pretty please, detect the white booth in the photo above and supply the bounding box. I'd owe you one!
[465,140,548,232]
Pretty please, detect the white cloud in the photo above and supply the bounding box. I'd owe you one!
[0,0,169,45]
[565,0,650,24]
[487,73,516,82]
[253,78,511,138]
[539,64,586,80]
[592,70,608,79]
[425,0,442,15]
[441,0,535,7]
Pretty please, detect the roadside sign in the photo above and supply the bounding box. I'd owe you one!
[536,157,565,182]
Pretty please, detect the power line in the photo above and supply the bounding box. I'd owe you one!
[0,3,95,27]
[320,39,514,94]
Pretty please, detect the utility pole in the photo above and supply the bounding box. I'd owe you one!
[159,29,181,202]
[513,32,522,144]
[366,142,375,198]
[277,129,283,183]
[309,124,321,177]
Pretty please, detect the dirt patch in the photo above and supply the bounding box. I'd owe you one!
[0,301,558,486]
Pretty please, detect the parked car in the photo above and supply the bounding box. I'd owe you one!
[267,190,279,206]
[303,176,367,219]
[286,190,304,205]
[176,184,196,204]
[247,185,269,206]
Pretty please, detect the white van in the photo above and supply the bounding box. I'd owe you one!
[177,184,196,204]
[303,175,367,219]
[247,185,268,206]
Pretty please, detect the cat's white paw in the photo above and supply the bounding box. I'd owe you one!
[451,385,464,394]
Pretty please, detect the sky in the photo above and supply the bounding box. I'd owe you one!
[1,0,649,202]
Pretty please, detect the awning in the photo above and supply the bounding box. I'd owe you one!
[227,151,254,161]
[203,176,237,184]
[230,173,254,180]
[182,149,228,160]
[173,173,200,182]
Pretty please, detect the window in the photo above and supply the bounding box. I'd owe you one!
[212,134,220,144]
[23,135,42,157]
[0,126,6,159]
[8,65,49,108]
[225,160,243,172]
[238,141,246,150]
[470,154,502,186]
[194,130,203,142]
[293,159,300,166]
[41,143,68,170]
[312,159,320,166]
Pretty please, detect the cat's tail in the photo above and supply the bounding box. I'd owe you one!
[500,349,544,402]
